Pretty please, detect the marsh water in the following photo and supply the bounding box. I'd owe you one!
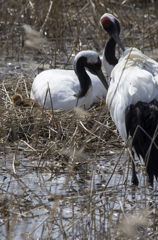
[0,137,157,239]
[1,0,158,239]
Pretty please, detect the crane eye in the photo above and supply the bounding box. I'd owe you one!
[98,56,101,65]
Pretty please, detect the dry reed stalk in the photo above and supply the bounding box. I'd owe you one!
[0,0,158,239]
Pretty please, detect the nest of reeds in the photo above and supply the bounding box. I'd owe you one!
[1,0,158,239]
[1,71,122,165]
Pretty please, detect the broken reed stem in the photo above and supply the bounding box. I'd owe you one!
[1,1,158,239]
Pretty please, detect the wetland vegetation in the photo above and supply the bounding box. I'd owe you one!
[0,0,158,239]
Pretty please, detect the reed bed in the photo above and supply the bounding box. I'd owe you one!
[0,0,158,239]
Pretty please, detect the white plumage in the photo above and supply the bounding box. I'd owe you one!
[100,13,158,186]
[31,69,92,111]
[31,50,108,111]
[107,47,158,140]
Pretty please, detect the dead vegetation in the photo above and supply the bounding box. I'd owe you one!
[0,0,158,239]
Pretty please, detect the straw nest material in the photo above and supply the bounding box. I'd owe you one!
[1,0,158,239]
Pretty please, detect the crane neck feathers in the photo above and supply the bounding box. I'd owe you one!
[74,56,92,98]
[101,13,121,75]
[73,51,102,98]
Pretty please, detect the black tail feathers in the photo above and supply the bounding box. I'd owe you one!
[125,100,158,185]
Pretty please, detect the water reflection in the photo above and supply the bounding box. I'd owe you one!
[0,145,157,239]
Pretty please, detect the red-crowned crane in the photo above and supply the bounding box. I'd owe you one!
[31,50,108,111]
[101,13,158,186]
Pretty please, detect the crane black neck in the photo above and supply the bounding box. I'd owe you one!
[104,18,121,66]
[104,36,118,66]
[75,56,92,98]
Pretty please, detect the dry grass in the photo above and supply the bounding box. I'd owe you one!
[0,0,158,239]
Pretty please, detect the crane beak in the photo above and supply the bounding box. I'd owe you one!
[96,70,109,91]
[111,32,125,52]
